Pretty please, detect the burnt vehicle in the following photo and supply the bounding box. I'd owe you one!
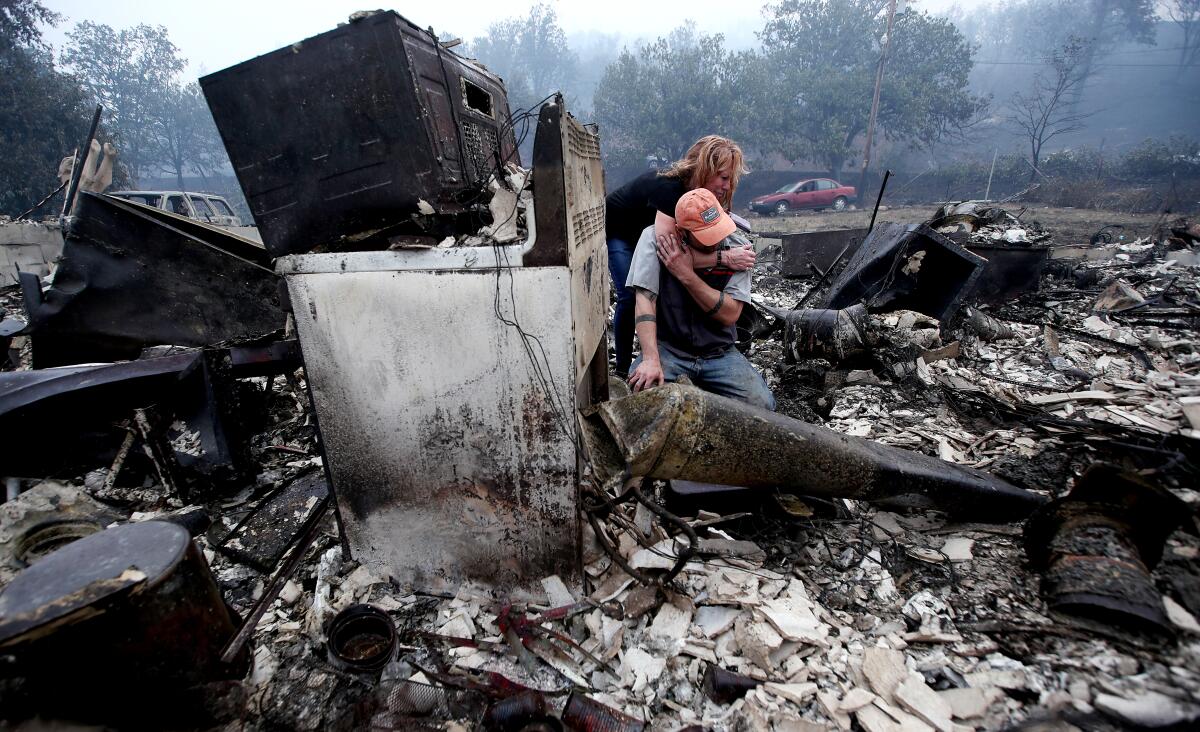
[749,178,857,215]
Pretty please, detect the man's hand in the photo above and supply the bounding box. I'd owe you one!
[655,231,695,281]
[723,244,756,271]
[628,359,665,392]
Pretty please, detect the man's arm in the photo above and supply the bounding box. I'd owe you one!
[655,232,744,327]
[627,289,665,392]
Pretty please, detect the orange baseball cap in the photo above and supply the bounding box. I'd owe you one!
[675,189,736,247]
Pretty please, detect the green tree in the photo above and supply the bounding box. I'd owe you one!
[1166,0,1200,73]
[592,24,757,171]
[468,3,579,114]
[1,0,58,50]
[61,21,186,182]
[147,82,225,191]
[0,1,92,216]
[758,0,988,179]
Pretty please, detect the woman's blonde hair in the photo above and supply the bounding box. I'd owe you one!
[659,135,748,210]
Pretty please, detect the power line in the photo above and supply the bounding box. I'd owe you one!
[974,59,1192,67]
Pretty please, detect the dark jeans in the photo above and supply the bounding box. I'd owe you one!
[630,342,776,412]
[607,235,636,374]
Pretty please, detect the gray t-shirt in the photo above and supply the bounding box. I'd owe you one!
[625,225,753,357]
[625,226,752,301]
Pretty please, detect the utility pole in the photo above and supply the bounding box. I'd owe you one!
[858,0,898,206]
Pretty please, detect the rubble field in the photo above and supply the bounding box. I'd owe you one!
[750,204,1165,247]
[1,200,1198,732]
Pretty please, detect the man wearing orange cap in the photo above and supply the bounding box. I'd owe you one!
[624,189,775,410]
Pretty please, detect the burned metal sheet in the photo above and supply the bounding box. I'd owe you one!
[1024,464,1195,635]
[0,349,258,486]
[216,470,330,572]
[780,228,869,277]
[200,10,518,257]
[820,223,986,322]
[581,383,1046,522]
[963,244,1050,304]
[22,192,286,367]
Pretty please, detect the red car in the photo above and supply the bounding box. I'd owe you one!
[749,178,857,215]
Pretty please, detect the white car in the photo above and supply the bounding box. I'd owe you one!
[107,190,245,227]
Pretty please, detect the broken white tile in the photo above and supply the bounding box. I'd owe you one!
[895,675,954,732]
[277,579,302,606]
[620,647,666,695]
[872,697,936,732]
[872,512,905,540]
[694,605,742,637]
[1164,595,1200,634]
[757,594,830,647]
[939,537,974,562]
[818,689,853,730]
[735,614,784,671]
[763,681,818,705]
[589,572,635,604]
[856,704,901,732]
[840,687,878,712]
[648,596,693,646]
[937,687,991,719]
[769,640,804,668]
[680,639,718,664]
[707,567,762,606]
[963,669,1027,691]
[437,611,476,639]
[862,646,909,702]
[540,574,575,607]
[629,538,679,570]
[1094,690,1200,728]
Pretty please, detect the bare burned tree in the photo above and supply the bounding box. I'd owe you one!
[1007,39,1096,181]
[1166,0,1200,73]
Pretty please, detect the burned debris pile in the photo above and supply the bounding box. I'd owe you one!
[2,10,1199,731]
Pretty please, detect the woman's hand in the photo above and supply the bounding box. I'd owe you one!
[723,244,756,271]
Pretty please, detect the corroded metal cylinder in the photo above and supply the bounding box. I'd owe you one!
[0,521,245,724]
[582,383,1045,522]
[1024,464,1192,635]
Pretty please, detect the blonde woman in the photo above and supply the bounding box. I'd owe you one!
[605,136,755,375]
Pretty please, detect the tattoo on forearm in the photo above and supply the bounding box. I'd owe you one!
[635,314,656,324]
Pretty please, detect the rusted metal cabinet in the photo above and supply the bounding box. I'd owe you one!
[280,101,607,594]
[201,11,518,258]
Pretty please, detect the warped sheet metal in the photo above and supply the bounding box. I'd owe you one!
[780,228,869,277]
[21,192,286,368]
[820,223,985,322]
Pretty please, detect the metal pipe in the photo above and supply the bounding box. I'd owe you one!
[867,169,892,235]
[62,104,103,219]
[984,148,999,200]
[5,477,19,502]
[581,384,1046,522]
